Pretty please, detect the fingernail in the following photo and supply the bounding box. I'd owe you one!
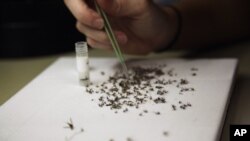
[94,19,103,29]
[118,34,128,44]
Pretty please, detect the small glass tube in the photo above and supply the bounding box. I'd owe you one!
[75,41,89,86]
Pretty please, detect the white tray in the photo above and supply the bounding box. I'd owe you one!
[0,57,237,141]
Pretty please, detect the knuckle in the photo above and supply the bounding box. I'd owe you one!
[75,22,83,33]
[76,9,86,22]
[99,33,109,43]
[87,37,95,47]
[115,0,122,15]
[76,9,94,27]
[75,22,80,30]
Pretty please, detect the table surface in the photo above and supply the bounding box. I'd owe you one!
[1,41,250,141]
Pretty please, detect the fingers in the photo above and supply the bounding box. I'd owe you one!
[96,0,121,16]
[87,37,112,50]
[64,0,103,29]
[96,0,150,16]
[76,22,109,44]
[76,22,128,49]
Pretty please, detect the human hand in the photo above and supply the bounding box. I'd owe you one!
[64,0,178,55]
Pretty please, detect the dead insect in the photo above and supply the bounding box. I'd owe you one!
[163,131,169,136]
[101,71,105,75]
[191,67,198,71]
[192,73,197,76]
[136,105,139,109]
[187,103,192,107]
[64,118,74,130]
[172,105,176,111]
[127,137,133,141]
[180,79,189,85]
[123,108,129,113]
[155,112,161,115]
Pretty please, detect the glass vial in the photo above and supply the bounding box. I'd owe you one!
[75,41,89,86]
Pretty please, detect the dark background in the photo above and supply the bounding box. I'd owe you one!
[0,0,84,58]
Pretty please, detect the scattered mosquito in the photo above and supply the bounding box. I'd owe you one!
[64,118,74,130]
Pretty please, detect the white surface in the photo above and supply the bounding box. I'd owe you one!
[0,57,237,141]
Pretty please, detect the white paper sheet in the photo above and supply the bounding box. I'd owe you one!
[0,58,237,141]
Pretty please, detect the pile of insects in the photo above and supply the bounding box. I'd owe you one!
[85,64,198,115]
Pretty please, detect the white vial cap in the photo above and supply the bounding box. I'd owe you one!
[75,41,88,57]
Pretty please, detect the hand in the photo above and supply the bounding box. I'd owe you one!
[64,0,178,55]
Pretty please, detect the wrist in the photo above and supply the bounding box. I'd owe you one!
[155,5,182,52]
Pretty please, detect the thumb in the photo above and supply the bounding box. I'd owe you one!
[96,0,147,16]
